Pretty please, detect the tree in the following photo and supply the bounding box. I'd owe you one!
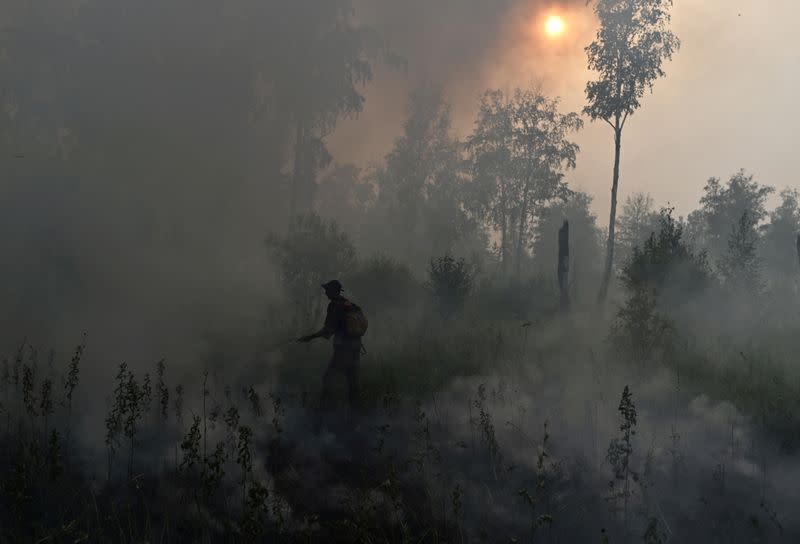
[616,192,661,268]
[585,0,680,301]
[314,163,375,238]
[622,208,711,300]
[612,208,711,359]
[368,89,475,270]
[467,88,582,279]
[266,214,356,327]
[690,170,774,261]
[428,256,473,318]
[273,1,383,220]
[762,188,800,290]
[719,211,763,298]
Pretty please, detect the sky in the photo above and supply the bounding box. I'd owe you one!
[329,0,800,219]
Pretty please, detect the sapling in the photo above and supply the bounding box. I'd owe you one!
[105,363,129,481]
[203,371,209,463]
[123,370,147,476]
[22,363,37,437]
[242,480,270,538]
[202,441,227,501]
[64,338,85,460]
[1,357,9,391]
[270,393,284,435]
[174,385,184,423]
[643,517,667,544]
[236,425,254,512]
[451,484,464,544]
[141,372,152,413]
[607,385,638,531]
[209,401,222,430]
[246,386,262,417]
[474,384,500,479]
[518,488,553,543]
[180,415,202,472]
[156,359,169,421]
[39,378,53,446]
[224,403,241,457]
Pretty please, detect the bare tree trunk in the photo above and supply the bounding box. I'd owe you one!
[501,216,508,276]
[796,234,800,269]
[558,220,570,311]
[516,184,530,281]
[598,123,622,302]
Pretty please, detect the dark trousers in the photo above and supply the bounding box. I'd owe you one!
[319,346,360,412]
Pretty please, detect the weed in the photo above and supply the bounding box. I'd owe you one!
[606,385,638,531]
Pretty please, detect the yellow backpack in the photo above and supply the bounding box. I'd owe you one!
[343,301,369,337]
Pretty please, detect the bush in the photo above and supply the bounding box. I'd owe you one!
[622,208,713,313]
[473,277,557,321]
[344,256,421,314]
[428,255,473,317]
[266,213,356,327]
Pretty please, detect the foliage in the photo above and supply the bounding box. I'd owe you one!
[615,192,661,267]
[366,89,476,269]
[266,213,356,326]
[474,276,557,321]
[467,88,583,277]
[428,255,474,317]
[688,170,774,260]
[610,286,671,362]
[719,211,764,297]
[607,385,638,527]
[314,163,375,237]
[622,208,712,297]
[584,0,681,123]
[584,0,680,300]
[761,188,800,288]
[344,255,422,314]
[613,208,709,360]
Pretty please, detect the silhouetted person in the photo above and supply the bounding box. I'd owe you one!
[298,280,367,423]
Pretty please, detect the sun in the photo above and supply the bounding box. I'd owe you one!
[544,15,566,38]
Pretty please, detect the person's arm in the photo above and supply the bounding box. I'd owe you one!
[297,303,336,343]
[297,325,332,343]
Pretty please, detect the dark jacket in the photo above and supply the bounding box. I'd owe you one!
[321,296,362,351]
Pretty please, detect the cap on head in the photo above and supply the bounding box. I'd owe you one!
[321,279,343,293]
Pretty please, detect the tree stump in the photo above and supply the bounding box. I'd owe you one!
[558,220,570,311]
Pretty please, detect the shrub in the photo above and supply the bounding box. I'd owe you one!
[344,255,421,314]
[266,213,357,326]
[427,255,473,317]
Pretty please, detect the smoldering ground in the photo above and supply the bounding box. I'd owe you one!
[22,305,794,543]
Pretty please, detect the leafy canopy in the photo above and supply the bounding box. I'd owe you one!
[584,0,680,126]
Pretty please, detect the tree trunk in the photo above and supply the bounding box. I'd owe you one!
[558,220,570,311]
[516,184,530,281]
[796,234,800,269]
[598,124,622,302]
[501,215,508,275]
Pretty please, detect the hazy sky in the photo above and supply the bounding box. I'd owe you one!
[330,0,800,218]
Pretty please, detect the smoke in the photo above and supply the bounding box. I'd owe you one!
[330,0,595,165]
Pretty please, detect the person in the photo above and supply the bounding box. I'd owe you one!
[297,280,363,417]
